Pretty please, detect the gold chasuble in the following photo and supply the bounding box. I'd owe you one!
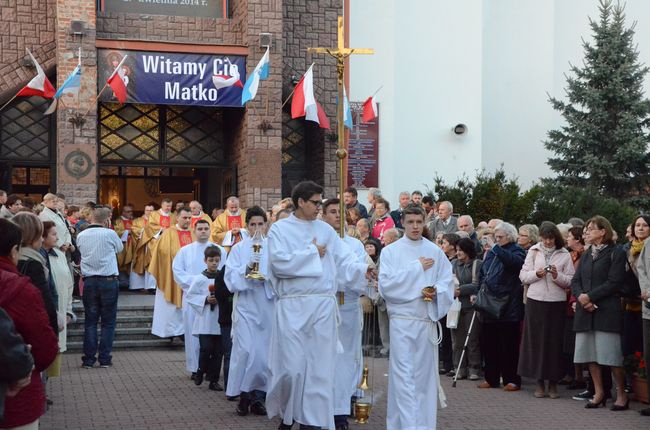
[210,209,247,246]
[133,210,177,275]
[191,213,212,229]
[148,226,194,308]
[131,216,149,275]
[114,217,135,272]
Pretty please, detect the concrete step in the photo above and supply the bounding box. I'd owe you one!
[66,338,184,352]
[67,327,159,342]
[72,305,154,319]
[75,315,153,329]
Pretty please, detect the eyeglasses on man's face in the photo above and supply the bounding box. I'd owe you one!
[307,199,322,207]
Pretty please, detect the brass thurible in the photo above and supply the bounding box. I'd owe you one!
[338,291,345,305]
[357,365,370,390]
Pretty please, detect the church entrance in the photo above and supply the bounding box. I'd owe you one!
[0,95,56,198]
[98,102,240,214]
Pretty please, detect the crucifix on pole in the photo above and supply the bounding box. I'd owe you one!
[308,16,373,239]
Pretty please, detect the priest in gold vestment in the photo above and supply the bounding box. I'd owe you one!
[129,204,154,290]
[211,196,247,250]
[189,200,212,229]
[135,199,176,291]
[114,204,135,288]
[149,206,195,338]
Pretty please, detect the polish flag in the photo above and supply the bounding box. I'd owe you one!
[361,95,378,123]
[16,49,56,99]
[107,55,128,104]
[212,68,244,89]
[291,65,329,129]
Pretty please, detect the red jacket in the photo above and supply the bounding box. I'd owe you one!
[0,258,58,428]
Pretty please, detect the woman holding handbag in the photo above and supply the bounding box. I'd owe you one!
[475,222,526,391]
[451,238,483,380]
[518,222,575,399]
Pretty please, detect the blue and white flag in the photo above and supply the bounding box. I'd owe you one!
[241,47,270,105]
[343,86,353,129]
[44,48,82,115]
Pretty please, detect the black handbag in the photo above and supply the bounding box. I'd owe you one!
[473,257,511,319]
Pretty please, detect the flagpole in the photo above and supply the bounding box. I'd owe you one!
[0,94,19,113]
[281,63,315,109]
[82,82,108,117]
[83,54,127,117]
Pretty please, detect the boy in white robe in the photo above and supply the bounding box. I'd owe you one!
[266,181,375,430]
[321,198,369,430]
[185,246,224,391]
[172,219,226,378]
[224,206,275,417]
[378,204,455,430]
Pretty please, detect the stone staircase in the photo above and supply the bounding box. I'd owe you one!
[66,294,183,351]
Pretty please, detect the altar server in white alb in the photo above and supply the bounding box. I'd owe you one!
[172,219,226,379]
[378,204,455,430]
[185,246,225,391]
[224,206,275,417]
[321,198,369,430]
[266,181,374,430]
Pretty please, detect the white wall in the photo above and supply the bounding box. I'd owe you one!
[349,0,484,205]
[349,0,650,203]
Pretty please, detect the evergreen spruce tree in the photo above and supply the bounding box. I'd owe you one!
[545,0,650,202]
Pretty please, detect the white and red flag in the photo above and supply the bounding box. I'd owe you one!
[291,65,329,129]
[16,49,56,99]
[107,55,128,104]
[361,94,378,123]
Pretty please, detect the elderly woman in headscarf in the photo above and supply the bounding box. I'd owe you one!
[476,222,526,391]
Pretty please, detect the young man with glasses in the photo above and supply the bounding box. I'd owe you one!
[265,181,375,430]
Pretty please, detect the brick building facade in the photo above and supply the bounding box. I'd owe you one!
[0,0,342,209]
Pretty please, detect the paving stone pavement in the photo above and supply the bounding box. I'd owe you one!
[41,350,647,430]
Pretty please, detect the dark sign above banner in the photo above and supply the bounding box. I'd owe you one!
[101,0,227,19]
[347,102,379,189]
[97,49,246,107]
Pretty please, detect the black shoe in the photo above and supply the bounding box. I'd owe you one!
[190,372,196,381]
[99,363,112,368]
[278,422,293,430]
[585,396,607,409]
[446,370,455,377]
[227,395,239,401]
[572,390,593,401]
[236,398,250,416]
[640,407,650,416]
[194,372,204,386]
[209,381,223,391]
[250,401,267,416]
[610,399,629,411]
[438,368,448,375]
[335,422,349,430]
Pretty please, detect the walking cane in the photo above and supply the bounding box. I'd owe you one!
[452,310,478,388]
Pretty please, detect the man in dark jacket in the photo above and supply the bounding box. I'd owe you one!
[343,187,368,220]
[0,308,34,422]
[476,222,526,391]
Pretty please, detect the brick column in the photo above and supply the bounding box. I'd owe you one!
[232,0,283,209]
[55,0,97,205]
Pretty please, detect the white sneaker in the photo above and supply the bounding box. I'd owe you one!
[469,374,480,381]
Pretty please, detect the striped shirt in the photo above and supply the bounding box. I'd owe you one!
[76,225,123,277]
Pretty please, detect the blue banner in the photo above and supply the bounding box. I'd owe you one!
[98,49,246,107]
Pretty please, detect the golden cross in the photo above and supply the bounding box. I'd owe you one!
[307,16,374,239]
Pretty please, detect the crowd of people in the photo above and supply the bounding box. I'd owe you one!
[1,183,649,429]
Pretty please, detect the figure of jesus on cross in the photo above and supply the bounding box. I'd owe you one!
[308,16,373,239]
